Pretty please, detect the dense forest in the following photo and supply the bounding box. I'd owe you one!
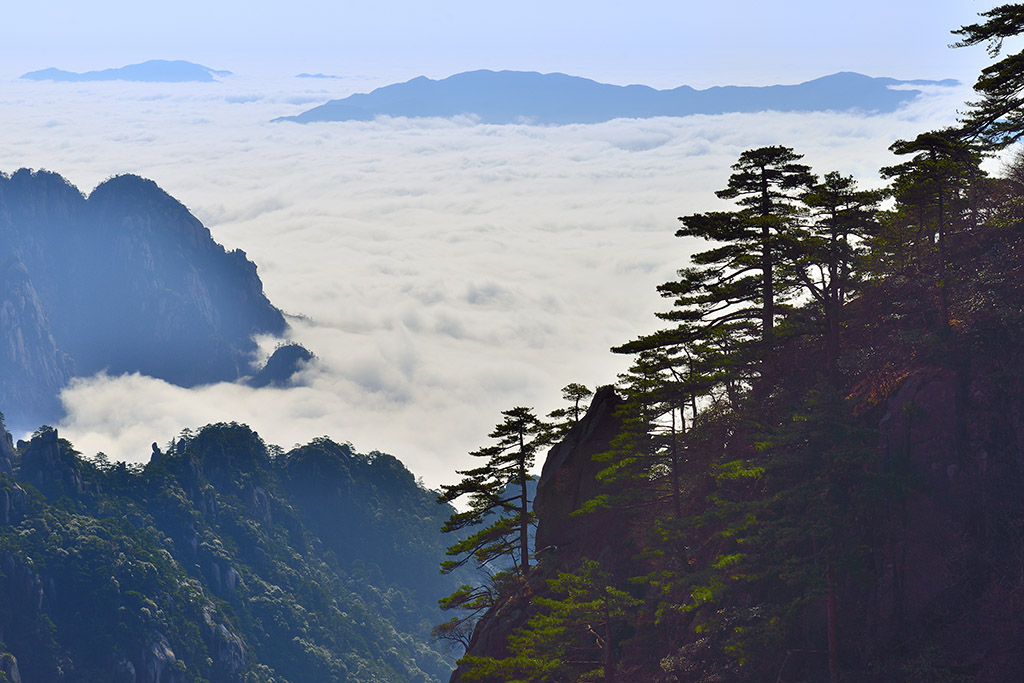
[439,6,1024,682]
[0,421,468,682]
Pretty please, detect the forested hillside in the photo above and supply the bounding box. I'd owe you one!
[441,6,1024,681]
[0,420,466,682]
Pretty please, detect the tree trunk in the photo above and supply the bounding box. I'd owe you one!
[519,432,530,572]
[826,236,841,384]
[762,223,774,347]
[937,184,949,331]
[826,560,839,683]
[760,169,774,347]
[670,409,681,519]
[604,602,614,683]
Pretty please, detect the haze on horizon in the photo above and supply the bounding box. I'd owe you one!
[0,1,1007,488]
[0,1,992,87]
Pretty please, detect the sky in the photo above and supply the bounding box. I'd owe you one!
[0,1,994,86]
[0,2,1007,488]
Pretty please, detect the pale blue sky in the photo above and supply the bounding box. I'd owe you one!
[1,1,996,87]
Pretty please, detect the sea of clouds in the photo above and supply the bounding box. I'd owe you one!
[0,73,976,487]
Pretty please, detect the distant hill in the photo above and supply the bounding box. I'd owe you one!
[276,70,960,125]
[20,59,231,82]
[0,169,287,431]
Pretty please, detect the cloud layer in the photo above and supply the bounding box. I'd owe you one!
[0,75,972,487]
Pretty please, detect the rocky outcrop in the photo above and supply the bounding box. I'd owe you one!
[247,343,313,388]
[449,341,1024,682]
[0,651,22,683]
[112,656,136,683]
[138,632,186,683]
[0,168,288,431]
[0,258,71,428]
[449,386,625,683]
[246,482,272,525]
[1,554,45,618]
[0,414,15,475]
[18,427,81,497]
[0,484,26,526]
[534,385,624,551]
[204,609,248,682]
[207,560,241,597]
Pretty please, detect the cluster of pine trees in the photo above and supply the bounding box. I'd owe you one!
[435,5,1024,681]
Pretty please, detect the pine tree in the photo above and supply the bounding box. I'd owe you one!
[676,146,815,349]
[540,383,594,446]
[436,407,543,649]
[658,384,880,681]
[881,130,983,328]
[793,171,884,376]
[438,407,541,574]
[953,4,1024,149]
[459,559,640,683]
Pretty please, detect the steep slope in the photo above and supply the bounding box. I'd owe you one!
[449,386,626,683]
[451,220,1024,682]
[0,257,71,426]
[0,169,287,430]
[0,420,465,682]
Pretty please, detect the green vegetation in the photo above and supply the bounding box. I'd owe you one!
[448,5,1024,682]
[0,422,465,682]
[434,388,589,656]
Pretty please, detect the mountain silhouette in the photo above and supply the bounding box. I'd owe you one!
[276,70,959,125]
[0,169,286,431]
[20,60,231,82]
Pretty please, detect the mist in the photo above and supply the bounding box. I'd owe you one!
[0,74,971,487]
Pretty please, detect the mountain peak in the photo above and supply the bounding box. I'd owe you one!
[0,169,287,431]
[20,60,232,83]
[277,70,958,126]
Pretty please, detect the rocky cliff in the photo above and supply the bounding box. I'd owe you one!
[449,387,627,683]
[0,257,71,426]
[446,223,1024,681]
[0,169,287,430]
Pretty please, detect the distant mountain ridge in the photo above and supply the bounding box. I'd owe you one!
[0,169,287,431]
[277,70,960,125]
[20,60,231,82]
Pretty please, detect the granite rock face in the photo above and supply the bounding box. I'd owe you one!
[534,385,624,552]
[0,413,16,475]
[18,427,81,498]
[0,169,287,431]
[0,652,22,683]
[449,386,625,683]
[0,258,71,428]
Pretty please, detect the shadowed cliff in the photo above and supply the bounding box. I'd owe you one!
[0,169,287,430]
